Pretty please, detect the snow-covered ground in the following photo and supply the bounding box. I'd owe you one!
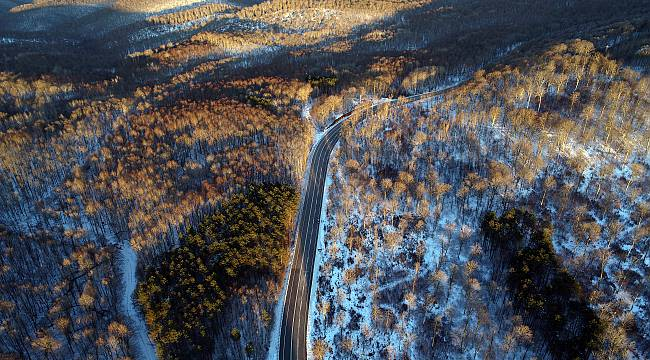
[128,14,216,43]
[266,259,290,360]
[306,72,649,358]
[118,240,158,360]
[309,158,500,358]
[307,160,334,360]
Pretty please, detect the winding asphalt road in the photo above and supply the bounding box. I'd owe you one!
[279,87,458,360]
[279,110,345,360]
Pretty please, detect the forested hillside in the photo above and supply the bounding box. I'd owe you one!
[137,184,297,359]
[0,226,128,359]
[0,71,312,358]
[482,209,606,360]
[1,0,649,359]
[311,39,649,359]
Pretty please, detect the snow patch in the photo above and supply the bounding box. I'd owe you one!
[307,157,334,359]
[118,241,158,360]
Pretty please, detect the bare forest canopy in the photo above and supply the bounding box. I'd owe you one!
[311,38,648,359]
[0,0,649,359]
[9,0,229,13]
[1,0,648,79]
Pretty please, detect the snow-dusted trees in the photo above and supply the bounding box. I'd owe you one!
[236,0,428,20]
[146,3,235,25]
[0,228,127,360]
[312,37,648,359]
[0,54,315,358]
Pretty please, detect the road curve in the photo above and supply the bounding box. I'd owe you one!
[279,86,459,360]
[279,115,343,360]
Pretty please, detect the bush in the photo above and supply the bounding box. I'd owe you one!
[230,328,241,341]
[245,342,254,356]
